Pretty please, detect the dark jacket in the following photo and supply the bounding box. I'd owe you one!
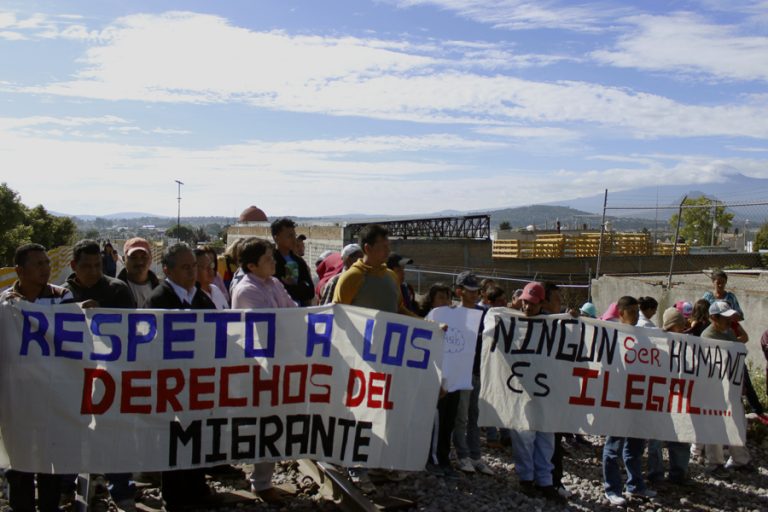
[146,280,215,310]
[116,268,161,305]
[63,273,136,308]
[273,250,314,306]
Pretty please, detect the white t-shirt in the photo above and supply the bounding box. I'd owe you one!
[127,281,154,308]
[205,284,229,310]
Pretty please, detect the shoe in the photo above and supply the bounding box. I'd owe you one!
[626,488,657,499]
[725,462,755,473]
[537,485,567,504]
[707,464,730,479]
[471,458,494,476]
[441,466,461,480]
[347,469,376,494]
[556,484,572,498]
[604,492,626,506]
[519,480,539,497]
[456,457,476,473]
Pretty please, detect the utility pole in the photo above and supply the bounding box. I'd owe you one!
[175,180,184,234]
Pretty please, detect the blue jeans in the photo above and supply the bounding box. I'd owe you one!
[647,440,690,482]
[603,436,646,494]
[510,430,554,486]
[485,427,511,443]
[453,374,481,460]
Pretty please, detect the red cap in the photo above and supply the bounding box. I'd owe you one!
[124,237,151,257]
[521,282,545,304]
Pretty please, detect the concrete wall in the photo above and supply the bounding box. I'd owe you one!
[592,274,768,369]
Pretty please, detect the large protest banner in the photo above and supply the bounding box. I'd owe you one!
[478,309,747,446]
[0,302,443,473]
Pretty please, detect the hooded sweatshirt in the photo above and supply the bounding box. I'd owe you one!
[315,252,344,297]
[332,259,415,317]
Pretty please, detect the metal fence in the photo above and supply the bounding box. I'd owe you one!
[593,192,768,288]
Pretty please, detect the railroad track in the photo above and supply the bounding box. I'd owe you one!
[297,459,415,512]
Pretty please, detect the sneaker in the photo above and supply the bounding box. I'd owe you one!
[347,469,376,494]
[537,485,566,504]
[456,457,476,473]
[556,484,572,498]
[471,459,494,476]
[604,492,626,506]
[707,464,730,479]
[626,488,657,499]
[725,461,755,473]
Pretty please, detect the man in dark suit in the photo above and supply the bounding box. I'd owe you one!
[147,243,216,511]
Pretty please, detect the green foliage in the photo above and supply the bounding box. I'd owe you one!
[668,196,734,246]
[0,183,77,266]
[499,221,511,230]
[755,222,768,251]
[165,224,198,244]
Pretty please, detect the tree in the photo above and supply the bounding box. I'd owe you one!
[165,225,197,244]
[499,221,511,230]
[668,196,733,246]
[194,226,211,244]
[0,183,78,265]
[755,222,768,251]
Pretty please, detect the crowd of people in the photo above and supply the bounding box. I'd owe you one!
[1,220,766,511]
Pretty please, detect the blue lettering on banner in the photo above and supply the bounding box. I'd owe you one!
[90,313,122,361]
[203,312,242,359]
[54,312,85,360]
[381,322,408,366]
[20,310,50,356]
[306,313,334,358]
[407,328,432,369]
[362,319,377,362]
[128,314,157,361]
[163,313,196,360]
[244,312,275,358]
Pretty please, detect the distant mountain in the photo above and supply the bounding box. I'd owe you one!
[545,173,768,223]
[478,205,595,230]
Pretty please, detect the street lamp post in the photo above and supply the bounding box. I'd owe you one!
[175,180,184,234]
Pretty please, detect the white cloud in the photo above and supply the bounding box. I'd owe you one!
[0,115,127,130]
[0,9,102,41]
[591,13,768,82]
[386,0,624,32]
[11,11,768,140]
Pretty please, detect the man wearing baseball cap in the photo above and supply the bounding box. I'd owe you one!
[387,253,417,314]
[117,237,160,307]
[700,301,752,474]
[508,282,565,504]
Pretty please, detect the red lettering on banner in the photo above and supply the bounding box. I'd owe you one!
[600,371,620,408]
[219,365,249,407]
[346,369,366,407]
[81,368,115,414]
[157,369,185,412]
[120,370,152,413]
[568,367,598,405]
[624,374,645,410]
[283,365,308,404]
[345,369,395,409]
[646,376,666,412]
[189,367,216,410]
[252,366,280,407]
[309,364,333,403]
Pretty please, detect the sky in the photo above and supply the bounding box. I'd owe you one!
[1,0,768,218]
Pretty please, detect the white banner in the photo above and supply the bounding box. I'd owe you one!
[479,309,747,446]
[0,302,443,473]
[425,306,482,392]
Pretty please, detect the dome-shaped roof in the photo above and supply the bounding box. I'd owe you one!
[239,205,268,222]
